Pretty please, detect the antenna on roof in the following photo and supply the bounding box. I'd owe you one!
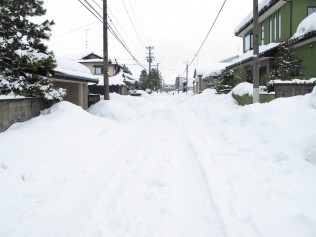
[85,29,89,52]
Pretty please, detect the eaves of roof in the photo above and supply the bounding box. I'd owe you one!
[235,0,281,36]
[52,71,99,84]
[226,45,278,70]
[290,31,316,46]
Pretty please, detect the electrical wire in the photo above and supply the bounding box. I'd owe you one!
[51,21,99,39]
[78,0,102,22]
[179,0,228,77]
[189,0,227,66]
[120,0,147,49]
[78,0,147,71]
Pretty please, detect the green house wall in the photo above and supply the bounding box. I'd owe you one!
[295,42,316,78]
[243,0,316,49]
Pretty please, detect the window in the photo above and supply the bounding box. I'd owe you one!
[308,6,316,15]
[95,66,104,75]
[269,17,273,42]
[274,13,277,41]
[245,34,253,51]
[261,23,265,45]
[278,10,282,39]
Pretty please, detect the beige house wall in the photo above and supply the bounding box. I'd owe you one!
[80,61,117,76]
[53,79,89,109]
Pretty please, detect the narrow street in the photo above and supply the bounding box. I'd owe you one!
[1,92,316,237]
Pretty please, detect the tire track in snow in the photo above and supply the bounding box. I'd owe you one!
[85,97,227,236]
[172,105,262,237]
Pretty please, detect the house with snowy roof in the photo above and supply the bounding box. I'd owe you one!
[227,0,316,87]
[78,53,129,95]
[52,57,99,109]
[193,63,229,94]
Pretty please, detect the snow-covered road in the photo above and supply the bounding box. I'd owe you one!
[1,90,316,237]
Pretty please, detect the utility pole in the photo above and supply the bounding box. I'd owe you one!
[185,61,188,94]
[146,46,154,91]
[156,63,160,92]
[253,0,259,103]
[146,46,154,74]
[103,0,110,100]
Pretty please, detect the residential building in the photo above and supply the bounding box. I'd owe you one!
[78,53,128,95]
[227,0,316,85]
[193,63,229,94]
[52,57,99,109]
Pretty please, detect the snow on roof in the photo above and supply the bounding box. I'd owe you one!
[55,57,99,82]
[200,63,230,79]
[227,43,279,68]
[291,12,316,39]
[124,73,139,83]
[78,58,104,63]
[234,0,272,35]
[195,63,228,77]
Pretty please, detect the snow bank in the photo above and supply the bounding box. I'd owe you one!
[308,86,316,109]
[232,82,253,96]
[0,90,316,237]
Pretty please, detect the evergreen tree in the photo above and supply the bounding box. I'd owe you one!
[138,69,161,91]
[271,38,301,80]
[149,68,161,91]
[0,0,65,100]
[139,69,149,90]
[216,68,234,93]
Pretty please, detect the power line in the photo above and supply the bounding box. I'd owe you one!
[78,0,102,22]
[189,0,227,66]
[108,8,144,58]
[133,0,152,44]
[178,0,228,77]
[51,21,98,39]
[78,0,147,70]
[120,0,147,49]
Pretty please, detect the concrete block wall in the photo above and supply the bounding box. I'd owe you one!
[0,98,49,132]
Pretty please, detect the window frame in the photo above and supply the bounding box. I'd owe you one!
[278,10,282,39]
[245,33,253,52]
[95,66,104,75]
[274,13,277,41]
[269,17,273,43]
[261,23,265,45]
[307,6,316,15]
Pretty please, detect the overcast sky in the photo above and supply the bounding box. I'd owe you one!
[43,0,254,83]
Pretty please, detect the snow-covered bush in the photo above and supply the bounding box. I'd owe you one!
[0,0,66,100]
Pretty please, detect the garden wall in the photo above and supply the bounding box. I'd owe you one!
[0,98,50,132]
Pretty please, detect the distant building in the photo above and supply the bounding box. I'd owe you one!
[175,77,185,92]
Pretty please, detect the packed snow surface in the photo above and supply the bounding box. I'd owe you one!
[1,90,316,237]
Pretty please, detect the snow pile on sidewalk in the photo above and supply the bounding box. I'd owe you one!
[0,89,316,237]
